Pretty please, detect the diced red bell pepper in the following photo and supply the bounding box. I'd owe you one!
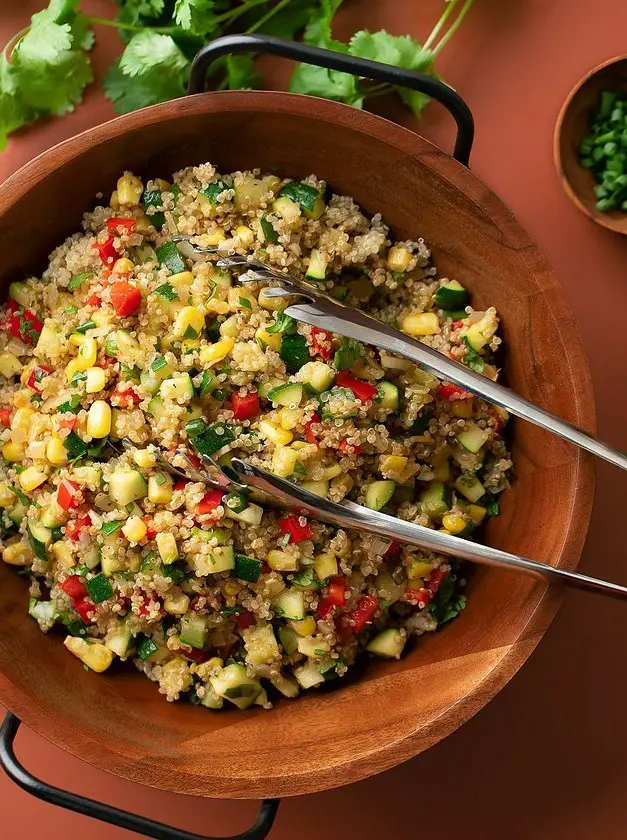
[58,416,78,431]
[110,281,141,317]
[383,539,401,558]
[338,437,361,455]
[310,327,333,360]
[143,517,157,539]
[186,452,201,469]
[0,408,12,428]
[57,479,82,511]
[338,594,379,641]
[106,217,137,235]
[235,610,255,630]
[26,365,52,393]
[86,294,102,307]
[182,646,207,662]
[95,235,119,266]
[304,412,321,445]
[405,568,448,608]
[60,576,87,599]
[318,576,347,618]
[74,597,96,624]
[279,514,313,543]
[111,386,140,408]
[437,383,471,401]
[6,304,43,346]
[135,593,162,617]
[335,370,377,403]
[452,319,464,330]
[197,490,224,515]
[64,514,91,541]
[230,391,260,421]
[173,479,188,492]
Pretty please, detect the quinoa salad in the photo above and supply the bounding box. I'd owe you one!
[0,164,511,711]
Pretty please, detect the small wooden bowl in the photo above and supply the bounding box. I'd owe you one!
[555,54,627,234]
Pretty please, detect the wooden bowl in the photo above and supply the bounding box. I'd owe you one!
[555,54,627,234]
[0,92,595,798]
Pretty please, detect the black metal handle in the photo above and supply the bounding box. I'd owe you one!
[0,713,280,840]
[187,34,475,166]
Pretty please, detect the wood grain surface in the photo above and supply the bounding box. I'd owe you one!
[0,91,595,798]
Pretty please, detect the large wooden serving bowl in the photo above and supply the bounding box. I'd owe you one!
[0,92,595,799]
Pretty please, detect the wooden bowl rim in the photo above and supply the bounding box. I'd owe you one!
[554,53,627,234]
[0,90,597,797]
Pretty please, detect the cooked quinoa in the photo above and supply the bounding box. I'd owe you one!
[0,164,511,710]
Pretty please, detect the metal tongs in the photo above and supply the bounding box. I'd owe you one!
[147,239,627,600]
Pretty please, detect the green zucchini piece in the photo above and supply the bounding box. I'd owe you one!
[455,472,486,503]
[457,424,490,454]
[155,241,185,275]
[28,522,52,560]
[210,663,261,710]
[278,182,325,219]
[376,380,400,410]
[366,628,406,658]
[364,480,396,512]
[180,614,209,649]
[420,482,452,517]
[267,382,303,406]
[191,422,236,457]
[434,280,468,310]
[280,334,309,373]
[234,554,262,582]
[108,469,147,506]
[273,587,305,620]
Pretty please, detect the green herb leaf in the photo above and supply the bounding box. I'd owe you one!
[155,283,177,301]
[68,271,93,290]
[62,431,87,460]
[266,310,297,335]
[238,296,252,311]
[333,337,364,371]
[173,0,218,37]
[101,519,124,536]
[57,393,82,413]
[462,335,485,373]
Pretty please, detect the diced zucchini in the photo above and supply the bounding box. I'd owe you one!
[433,280,468,310]
[301,479,329,498]
[147,395,167,420]
[28,521,52,560]
[292,659,325,689]
[105,623,132,657]
[273,587,305,620]
[364,480,395,511]
[305,249,327,280]
[191,526,230,545]
[376,380,400,410]
[296,361,335,393]
[9,281,30,307]
[180,614,209,649]
[374,569,405,604]
[457,424,490,454]
[313,553,338,580]
[72,465,103,488]
[29,598,56,623]
[108,469,147,506]
[210,663,261,710]
[242,622,280,666]
[234,554,262,582]
[280,334,309,373]
[206,545,235,574]
[420,482,452,517]
[366,628,406,658]
[270,672,300,698]
[40,503,67,529]
[278,625,299,655]
[267,382,303,407]
[464,310,498,352]
[278,182,325,219]
[272,196,301,225]
[8,500,29,524]
[160,373,194,401]
[455,472,486,503]
[297,636,330,658]
[84,544,102,570]
[200,685,224,709]
[258,377,285,399]
[140,369,161,395]
[225,502,263,526]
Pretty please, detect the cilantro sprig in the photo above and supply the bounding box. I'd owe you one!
[1,0,475,149]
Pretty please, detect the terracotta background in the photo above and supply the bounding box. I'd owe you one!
[1,1,626,837]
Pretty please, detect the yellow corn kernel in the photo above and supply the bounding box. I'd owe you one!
[156,532,178,564]
[278,408,300,430]
[91,310,115,328]
[203,226,226,246]
[168,271,194,288]
[467,504,487,526]
[219,315,240,338]
[2,537,34,566]
[255,325,281,351]
[117,172,144,206]
[148,473,173,504]
[406,559,433,580]
[133,449,156,469]
[199,336,234,365]
[27,440,47,461]
[321,463,342,480]
[235,225,255,249]
[65,359,82,383]
[110,190,120,208]
[289,616,316,637]
[452,399,474,418]
[259,419,293,446]
[163,588,190,615]
[223,579,241,597]
[85,367,106,394]
[267,550,299,572]
[87,400,112,438]
[401,312,441,337]
[258,287,289,311]
[64,636,114,672]
[0,351,23,378]
[442,513,468,534]
[172,306,205,340]
[76,337,97,370]
[205,298,232,315]
[387,245,412,273]
[51,540,74,569]
[11,407,34,432]
[0,482,15,507]
[121,516,147,543]
[330,473,354,496]
[112,257,134,275]
[68,332,87,347]
[2,440,24,462]
[18,466,48,492]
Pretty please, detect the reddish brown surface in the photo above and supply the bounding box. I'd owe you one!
[0,0,626,838]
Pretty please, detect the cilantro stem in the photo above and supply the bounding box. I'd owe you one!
[87,16,180,35]
[362,83,394,100]
[431,0,476,56]
[423,0,460,52]
[247,0,294,34]
[3,26,29,61]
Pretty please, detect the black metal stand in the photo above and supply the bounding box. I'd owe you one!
[0,34,475,838]
[0,713,280,840]
[188,33,475,165]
